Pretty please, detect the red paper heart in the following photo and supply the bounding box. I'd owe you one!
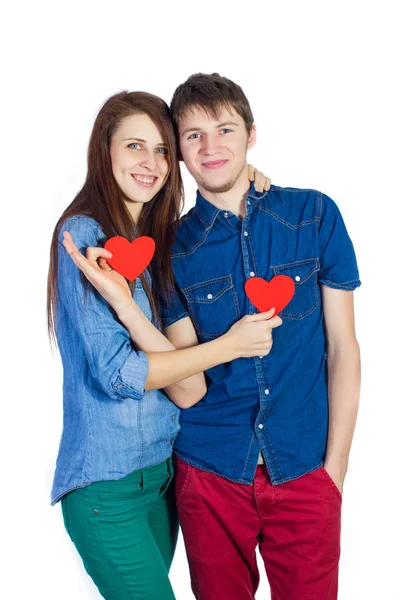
[104,236,155,282]
[244,275,295,316]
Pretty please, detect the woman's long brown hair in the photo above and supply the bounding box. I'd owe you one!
[47,91,184,345]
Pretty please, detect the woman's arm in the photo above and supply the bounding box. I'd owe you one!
[62,231,281,403]
[117,299,279,391]
[62,231,206,408]
[113,293,207,408]
[56,218,150,403]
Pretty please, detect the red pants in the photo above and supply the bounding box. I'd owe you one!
[174,457,341,600]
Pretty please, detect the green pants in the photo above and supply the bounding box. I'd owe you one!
[61,457,178,599]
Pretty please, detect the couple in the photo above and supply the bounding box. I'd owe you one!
[49,73,361,600]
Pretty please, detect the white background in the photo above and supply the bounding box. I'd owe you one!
[2,1,399,598]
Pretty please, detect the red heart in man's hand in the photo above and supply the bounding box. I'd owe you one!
[104,236,155,282]
[245,275,295,316]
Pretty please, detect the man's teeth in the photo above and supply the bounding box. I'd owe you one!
[134,175,156,183]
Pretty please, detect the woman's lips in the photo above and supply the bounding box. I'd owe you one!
[201,160,228,169]
[131,174,158,187]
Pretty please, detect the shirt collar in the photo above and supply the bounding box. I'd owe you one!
[194,182,269,229]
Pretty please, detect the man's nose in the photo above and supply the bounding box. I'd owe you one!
[200,135,219,155]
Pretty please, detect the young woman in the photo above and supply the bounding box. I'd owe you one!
[48,90,279,600]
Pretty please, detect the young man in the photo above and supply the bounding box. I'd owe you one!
[161,73,361,599]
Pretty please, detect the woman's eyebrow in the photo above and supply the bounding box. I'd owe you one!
[122,137,147,142]
[122,137,167,146]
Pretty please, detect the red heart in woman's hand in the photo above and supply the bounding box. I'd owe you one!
[245,275,295,316]
[104,236,155,282]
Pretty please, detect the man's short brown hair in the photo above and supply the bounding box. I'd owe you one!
[170,73,254,135]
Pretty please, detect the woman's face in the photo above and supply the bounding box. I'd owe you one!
[110,113,170,216]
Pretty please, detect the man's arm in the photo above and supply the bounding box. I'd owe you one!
[322,285,361,494]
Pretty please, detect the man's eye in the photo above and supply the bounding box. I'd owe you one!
[221,128,233,134]
[189,133,201,140]
[128,143,141,149]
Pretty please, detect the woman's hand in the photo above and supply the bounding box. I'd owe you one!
[223,308,282,359]
[62,231,133,314]
[248,164,271,192]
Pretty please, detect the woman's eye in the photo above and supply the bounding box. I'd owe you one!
[156,147,168,155]
[128,143,141,150]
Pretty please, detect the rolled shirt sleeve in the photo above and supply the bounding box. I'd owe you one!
[57,216,149,401]
[318,193,361,291]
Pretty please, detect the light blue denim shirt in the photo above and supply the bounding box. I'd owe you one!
[51,215,180,505]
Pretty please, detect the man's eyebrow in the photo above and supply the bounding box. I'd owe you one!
[218,121,239,128]
[122,137,167,146]
[181,121,239,137]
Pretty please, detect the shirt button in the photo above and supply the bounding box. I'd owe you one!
[250,271,255,277]
[244,231,248,236]
[224,212,229,217]
[94,509,99,514]
[258,424,264,429]
[207,293,213,299]
[117,384,123,389]
[172,416,175,420]
[247,200,251,206]
[295,275,301,282]
[264,389,270,395]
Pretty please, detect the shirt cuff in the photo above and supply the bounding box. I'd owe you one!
[161,310,190,329]
[319,277,361,291]
[112,350,149,400]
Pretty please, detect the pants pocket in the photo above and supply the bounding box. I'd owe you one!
[320,467,342,502]
[159,469,174,497]
[174,457,193,507]
[97,491,136,514]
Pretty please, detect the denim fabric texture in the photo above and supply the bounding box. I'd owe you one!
[160,184,360,486]
[51,216,180,505]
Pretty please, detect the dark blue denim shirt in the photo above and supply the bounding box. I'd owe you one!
[51,216,180,505]
[160,184,360,486]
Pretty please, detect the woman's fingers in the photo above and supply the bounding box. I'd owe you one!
[86,246,113,262]
[98,257,113,271]
[63,231,113,266]
[252,168,271,192]
[247,164,255,181]
[263,176,272,191]
[62,231,80,256]
[62,232,99,278]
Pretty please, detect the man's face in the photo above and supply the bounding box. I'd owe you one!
[178,106,256,194]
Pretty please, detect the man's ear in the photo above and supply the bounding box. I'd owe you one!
[247,124,257,150]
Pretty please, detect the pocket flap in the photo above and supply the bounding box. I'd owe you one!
[183,276,233,304]
[272,258,320,285]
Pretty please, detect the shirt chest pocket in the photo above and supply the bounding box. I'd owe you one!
[182,275,240,340]
[272,258,320,320]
